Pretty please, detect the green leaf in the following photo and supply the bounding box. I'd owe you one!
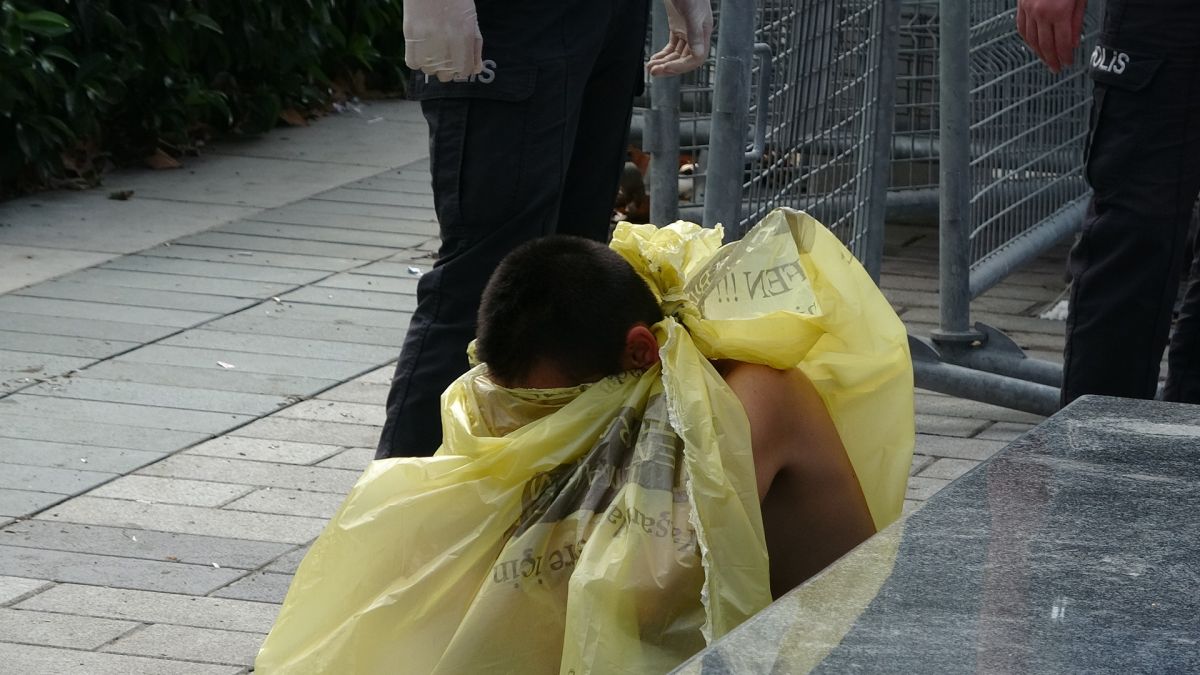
[188,13,223,34]
[16,10,73,38]
[41,45,78,67]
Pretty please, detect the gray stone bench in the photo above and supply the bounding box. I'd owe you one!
[673,395,1200,674]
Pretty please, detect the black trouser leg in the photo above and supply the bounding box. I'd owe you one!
[1061,0,1200,406]
[376,0,649,458]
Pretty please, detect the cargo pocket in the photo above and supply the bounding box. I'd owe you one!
[1084,44,1163,188]
[410,60,539,235]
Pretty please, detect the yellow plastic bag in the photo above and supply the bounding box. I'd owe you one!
[255,208,913,674]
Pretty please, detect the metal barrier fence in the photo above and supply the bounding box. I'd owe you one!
[637,0,901,279]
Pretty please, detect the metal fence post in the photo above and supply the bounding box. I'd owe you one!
[932,0,979,343]
[648,0,682,227]
[856,0,902,282]
[702,0,755,239]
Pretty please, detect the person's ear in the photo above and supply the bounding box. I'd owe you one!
[621,324,661,370]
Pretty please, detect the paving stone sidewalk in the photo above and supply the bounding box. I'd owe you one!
[0,99,1070,673]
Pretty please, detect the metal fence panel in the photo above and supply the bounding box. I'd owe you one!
[638,0,898,274]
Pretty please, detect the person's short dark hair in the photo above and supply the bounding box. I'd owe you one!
[477,235,663,385]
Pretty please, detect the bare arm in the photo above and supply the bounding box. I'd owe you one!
[719,361,876,597]
[1016,0,1088,73]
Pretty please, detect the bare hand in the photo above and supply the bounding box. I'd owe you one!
[1016,0,1088,73]
[646,0,714,77]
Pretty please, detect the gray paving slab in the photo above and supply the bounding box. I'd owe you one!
[908,454,935,476]
[0,520,292,569]
[0,245,112,295]
[975,421,1037,442]
[232,416,381,448]
[0,576,52,605]
[283,195,437,222]
[914,414,990,439]
[16,583,280,633]
[0,608,139,650]
[184,437,341,465]
[0,544,243,594]
[22,378,288,416]
[352,259,438,278]
[0,330,138,359]
[0,439,162,473]
[117,344,377,381]
[914,433,1009,462]
[0,488,68,517]
[318,186,436,208]
[204,312,407,346]
[36,496,327,544]
[252,206,436,235]
[0,350,94,378]
[315,447,375,470]
[238,299,412,328]
[917,458,982,481]
[90,476,253,507]
[263,545,310,574]
[139,243,363,272]
[905,476,955,501]
[0,413,209,452]
[102,152,383,209]
[14,280,256,314]
[0,191,255,253]
[65,267,296,298]
[173,231,396,260]
[0,295,214,328]
[205,100,426,167]
[358,365,397,384]
[0,641,242,675]
[350,174,432,193]
[77,360,338,398]
[277,399,385,427]
[1,395,253,434]
[210,570,294,604]
[317,273,420,294]
[316,379,391,405]
[224,487,346,519]
[219,220,427,249]
[101,623,265,666]
[885,288,1037,315]
[280,285,418,312]
[102,255,329,285]
[158,329,398,363]
[137,455,361,494]
[0,462,115,494]
[0,311,178,343]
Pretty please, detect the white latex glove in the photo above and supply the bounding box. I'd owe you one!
[1016,0,1087,73]
[646,0,714,77]
[403,0,484,82]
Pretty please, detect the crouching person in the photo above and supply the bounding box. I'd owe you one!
[255,209,914,675]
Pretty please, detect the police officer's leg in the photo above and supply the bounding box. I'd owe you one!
[557,0,650,241]
[376,0,645,458]
[1062,1,1200,405]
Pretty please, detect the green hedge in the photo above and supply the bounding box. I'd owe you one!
[1,0,406,195]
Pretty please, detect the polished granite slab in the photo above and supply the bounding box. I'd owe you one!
[674,395,1200,674]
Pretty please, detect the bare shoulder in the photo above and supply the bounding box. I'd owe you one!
[715,360,840,498]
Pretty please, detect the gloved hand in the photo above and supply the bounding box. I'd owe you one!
[646,0,714,77]
[1016,0,1088,73]
[403,0,484,82]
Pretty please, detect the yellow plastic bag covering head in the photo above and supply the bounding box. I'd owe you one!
[255,208,913,674]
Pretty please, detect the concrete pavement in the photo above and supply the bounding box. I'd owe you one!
[0,98,1065,673]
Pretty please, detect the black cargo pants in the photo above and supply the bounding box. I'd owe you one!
[376,0,649,457]
[1062,0,1200,405]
